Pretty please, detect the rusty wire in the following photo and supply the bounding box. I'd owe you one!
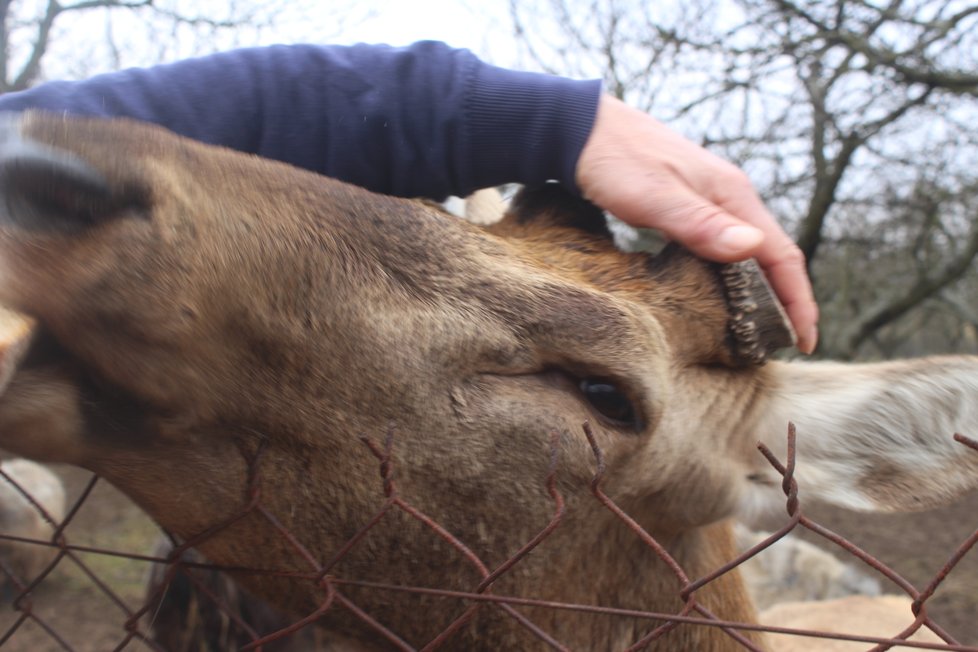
[0,424,976,651]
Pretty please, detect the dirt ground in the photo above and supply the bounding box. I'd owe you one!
[798,491,978,645]
[0,466,976,651]
[0,466,160,652]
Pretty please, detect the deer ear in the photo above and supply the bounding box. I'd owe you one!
[507,183,611,237]
[717,257,797,365]
[0,136,145,233]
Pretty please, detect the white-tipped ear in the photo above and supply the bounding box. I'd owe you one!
[748,356,978,513]
[462,187,507,225]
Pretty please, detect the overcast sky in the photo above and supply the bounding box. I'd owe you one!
[32,0,529,81]
[335,1,513,55]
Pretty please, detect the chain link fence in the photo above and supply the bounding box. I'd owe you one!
[0,424,976,651]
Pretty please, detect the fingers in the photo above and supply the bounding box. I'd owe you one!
[759,243,819,354]
[623,185,766,261]
[611,187,818,353]
[714,186,819,354]
[576,95,820,353]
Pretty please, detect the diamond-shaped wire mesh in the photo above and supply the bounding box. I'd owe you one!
[0,426,976,651]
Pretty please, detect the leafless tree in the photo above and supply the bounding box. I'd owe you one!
[509,0,978,358]
[0,0,365,90]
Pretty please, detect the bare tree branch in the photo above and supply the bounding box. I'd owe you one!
[9,0,59,92]
[0,0,349,92]
[509,0,978,358]
[64,0,152,9]
[0,0,13,84]
[839,213,978,353]
[4,1,157,91]
[937,291,978,331]
[773,0,978,95]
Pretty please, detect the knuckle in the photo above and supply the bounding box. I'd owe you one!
[779,242,807,268]
[681,204,736,244]
[725,166,753,188]
[711,162,752,190]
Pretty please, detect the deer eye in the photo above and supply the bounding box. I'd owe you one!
[578,378,641,431]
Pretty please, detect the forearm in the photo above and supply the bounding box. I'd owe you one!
[0,42,601,199]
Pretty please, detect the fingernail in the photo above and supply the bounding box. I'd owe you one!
[717,225,764,255]
[803,326,819,354]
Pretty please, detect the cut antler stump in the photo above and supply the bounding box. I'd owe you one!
[718,259,797,365]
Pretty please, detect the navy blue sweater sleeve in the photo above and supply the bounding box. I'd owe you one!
[0,42,601,199]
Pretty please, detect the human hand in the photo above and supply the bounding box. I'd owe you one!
[576,95,818,354]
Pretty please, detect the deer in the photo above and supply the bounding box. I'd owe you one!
[0,111,974,650]
[760,596,945,651]
[0,458,65,594]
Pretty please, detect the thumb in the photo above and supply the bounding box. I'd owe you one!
[629,191,765,262]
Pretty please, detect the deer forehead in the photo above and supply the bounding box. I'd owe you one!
[0,113,783,515]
